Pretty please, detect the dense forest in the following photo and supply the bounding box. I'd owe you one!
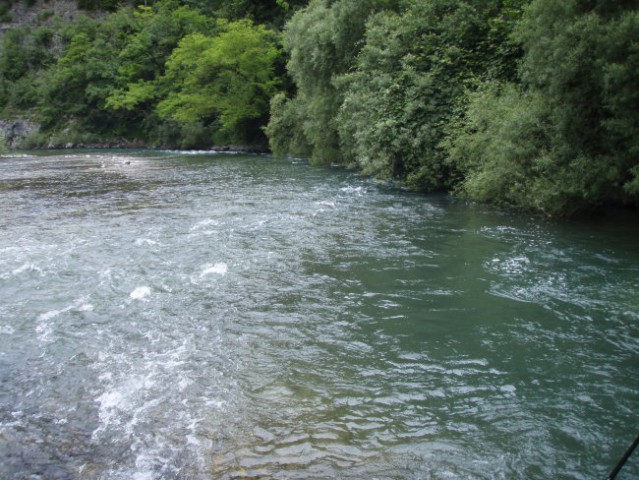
[0,0,638,216]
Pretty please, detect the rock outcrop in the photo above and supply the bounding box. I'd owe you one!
[0,119,39,148]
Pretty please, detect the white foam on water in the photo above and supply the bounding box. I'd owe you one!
[340,185,365,195]
[200,262,228,277]
[499,385,517,396]
[190,219,220,231]
[89,336,230,479]
[0,324,15,335]
[93,372,158,438]
[36,310,61,342]
[316,200,336,208]
[34,297,94,342]
[11,262,44,276]
[162,149,233,155]
[130,286,152,300]
[135,238,158,246]
[131,471,154,480]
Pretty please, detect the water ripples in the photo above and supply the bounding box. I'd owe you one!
[0,151,638,479]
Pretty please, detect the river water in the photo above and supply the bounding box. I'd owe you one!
[0,150,637,480]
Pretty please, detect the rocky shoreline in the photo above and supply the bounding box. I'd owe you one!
[0,119,39,148]
[36,142,271,154]
[0,119,269,154]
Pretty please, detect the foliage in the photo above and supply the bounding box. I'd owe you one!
[448,0,639,215]
[268,0,525,179]
[0,25,56,113]
[1,0,638,215]
[446,83,564,213]
[266,92,312,158]
[187,0,309,28]
[268,0,638,215]
[266,0,398,165]
[0,131,6,154]
[103,2,216,142]
[156,20,281,134]
[0,0,283,147]
[76,0,119,11]
[336,0,524,189]
[35,12,135,135]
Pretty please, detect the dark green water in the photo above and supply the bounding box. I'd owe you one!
[0,151,637,480]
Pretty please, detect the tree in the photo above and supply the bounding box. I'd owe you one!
[266,0,396,164]
[104,1,216,143]
[0,26,56,113]
[155,19,281,143]
[448,0,639,215]
[337,0,523,189]
[186,0,309,27]
[37,19,124,135]
[0,131,6,154]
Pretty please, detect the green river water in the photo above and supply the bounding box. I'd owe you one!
[0,150,637,479]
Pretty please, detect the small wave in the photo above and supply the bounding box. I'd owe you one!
[487,255,531,276]
[34,300,94,341]
[200,262,228,277]
[36,310,61,341]
[130,286,152,300]
[190,219,220,231]
[161,149,247,156]
[0,324,15,335]
[94,373,158,437]
[499,384,517,396]
[135,238,158,246]
[340,186,365,195]
[11,262,44,276]
[315,200,336,208]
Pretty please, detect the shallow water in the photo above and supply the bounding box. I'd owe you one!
[0,150,637,479]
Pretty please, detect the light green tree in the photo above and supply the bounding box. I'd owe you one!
[156,20,281,133]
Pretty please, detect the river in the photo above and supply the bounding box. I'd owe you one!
[0,150,637,480]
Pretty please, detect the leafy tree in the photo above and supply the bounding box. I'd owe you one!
[0,26,56,113]
[0,131,6,154]
[36,14,133,135]
[446,83,560,213]
[104,2,215,142]
[449,0,639,215]
[336,0,524,189]
[156,20,281,138]
[268,0,525,184]
[266,0,397,164]
[0,0,289,147]
[114,2,214,85]
[102,2,286,146]
[186,0,308,27]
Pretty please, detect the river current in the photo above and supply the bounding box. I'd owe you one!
[0,150,637,480]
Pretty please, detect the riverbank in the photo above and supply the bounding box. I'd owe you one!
[0,120,269,153]
[20,139,269,154]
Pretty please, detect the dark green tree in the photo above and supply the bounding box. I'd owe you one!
[36,13,134,137]
[266,0,397,164]
[449,0,639,215]
[0,26,55,113]
[336,0,524,189]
